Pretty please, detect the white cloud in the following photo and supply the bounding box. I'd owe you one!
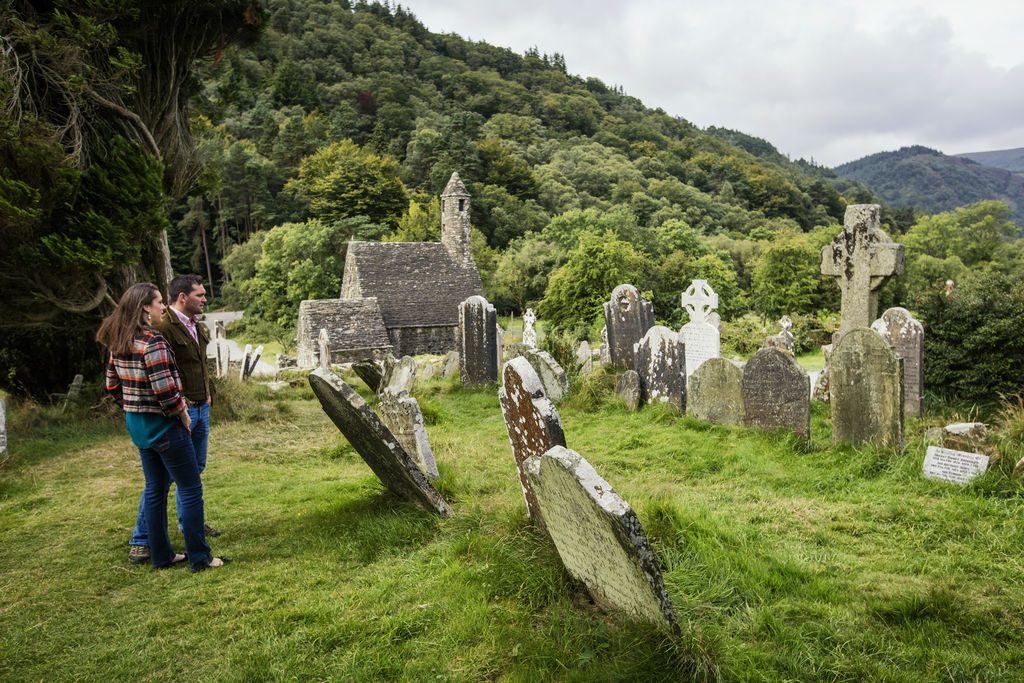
[401,0,1024,165]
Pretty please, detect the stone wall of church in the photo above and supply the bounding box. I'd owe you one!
[388,326,458,357]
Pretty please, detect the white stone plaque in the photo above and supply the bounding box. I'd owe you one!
[680,320,720,378]
[922,446,989,485]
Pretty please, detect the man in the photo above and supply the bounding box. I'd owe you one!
[128,274,221,564]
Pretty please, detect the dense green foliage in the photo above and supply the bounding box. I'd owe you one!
[187,0,875,329]
[0,0,262,397]
[834,146,1024,225]
[914,272,1024,404]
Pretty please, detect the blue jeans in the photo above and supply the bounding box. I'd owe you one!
[136,422,211,570]
[130,403,210,545]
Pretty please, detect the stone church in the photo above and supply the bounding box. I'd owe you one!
[296,172,483,366]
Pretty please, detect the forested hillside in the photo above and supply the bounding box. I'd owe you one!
[5,0,1022,399]
[173,0,881,326]
[833,146,1024,225]
[957,147,1024,175]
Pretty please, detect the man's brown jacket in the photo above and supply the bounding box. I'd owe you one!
[154,309,214,403]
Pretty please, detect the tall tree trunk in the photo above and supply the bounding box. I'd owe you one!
[154,229,174,294]
[200,218,214,297]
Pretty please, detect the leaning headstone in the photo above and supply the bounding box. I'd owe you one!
[707,312,721,330]
[318,328,331,372]
[679,279,721,378]
[923,446,989,485]
[687,357,745,425]
[821,204,905,339]
[243,345,264,380]
[615,370,643,412]
[381,355,417,396]
[871,307,924,417]
[61,374,84,412]
[742,347,810,438]
[633,326,686,414]
[459,296,499,385]
[830,328,904,448]
[214,320,226,340]
[576,341,594,375]
[0,398,7,457]
[512,348,570,404]
[603,285,654,370]
[498,357,567,526]
[377,392,439,480]
[308,369,452,516]
[239,344,253,381]
[525,445,679,632]
[440,350,460,379]
[352,359,386,393]
[522,308,537,349]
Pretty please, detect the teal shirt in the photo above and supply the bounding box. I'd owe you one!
[125,412,177,449]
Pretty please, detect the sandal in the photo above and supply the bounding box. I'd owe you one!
[191,556,231,573]
[156,553,187,569]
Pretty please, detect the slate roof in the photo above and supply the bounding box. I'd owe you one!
[344,242,483,328]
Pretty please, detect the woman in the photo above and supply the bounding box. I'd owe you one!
[97,283,226,572]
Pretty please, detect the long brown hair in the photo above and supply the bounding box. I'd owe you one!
[96,283,160,356]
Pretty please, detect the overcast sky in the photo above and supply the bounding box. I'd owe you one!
[401,0,1024,167]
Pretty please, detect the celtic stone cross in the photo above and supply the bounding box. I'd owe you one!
[681,279,718,324]
[820,205,904,336]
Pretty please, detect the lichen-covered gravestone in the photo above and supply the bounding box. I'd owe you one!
[633,326,686,413]
[742,347,810,438]
[353,358,386,393]
[615,370,643,411]
[441,350,460,379]
[525,445,679,632]
[576,341,594,375]
[679,279,721,378]
[871,307,924,417]
[830,327,904,448]
[821,204,905,338]
[687,357,745,425]
[377,393,439,480]
[308,369,452,516]
[381,355,417,396]
[498,357,567,526]
[603,285,655,370]
[512,348,570,404]
[522,308,537,349]
[459,295,499,385]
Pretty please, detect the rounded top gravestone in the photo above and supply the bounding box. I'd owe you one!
[742,347,810,438]
[687,357,745,425]
[830,327,904,449]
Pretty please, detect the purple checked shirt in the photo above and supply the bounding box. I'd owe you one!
[172,306,199,345]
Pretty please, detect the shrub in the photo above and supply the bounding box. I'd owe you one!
[914,272,1024,404]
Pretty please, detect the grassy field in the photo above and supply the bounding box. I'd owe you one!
[1,374,1023,682]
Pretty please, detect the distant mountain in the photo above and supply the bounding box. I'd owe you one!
[956,147,1024,174]
[833,146,1024,224]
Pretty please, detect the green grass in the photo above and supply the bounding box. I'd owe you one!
[2,380,1023,681]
